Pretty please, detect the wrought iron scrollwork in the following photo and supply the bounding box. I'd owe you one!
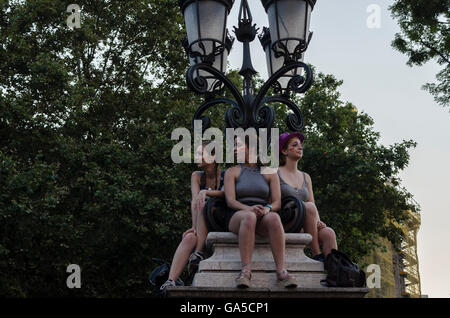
[259,96,305,132]
[184,0,313,136]
[186,63,244,106]
[253,61,313,109]
[186,60,311,133]
[192,98,244,133]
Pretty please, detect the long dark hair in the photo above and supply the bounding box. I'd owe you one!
[201,140,220,190]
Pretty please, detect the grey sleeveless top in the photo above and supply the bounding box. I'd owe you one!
[277,169,309,202]
[235,164,270,205]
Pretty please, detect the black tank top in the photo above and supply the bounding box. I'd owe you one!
[199,169,226,191]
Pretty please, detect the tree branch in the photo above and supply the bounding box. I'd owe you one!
[419,39,450,65]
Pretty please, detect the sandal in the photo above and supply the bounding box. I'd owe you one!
[188,251,205,275]
[235,268,252,288]
[277,269,298,288]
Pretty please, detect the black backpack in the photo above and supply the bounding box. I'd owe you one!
[279,196,305,233]
[200,169,228,232]
[148,258,184,295]
[322,249,366,287]
[203,197,229,232]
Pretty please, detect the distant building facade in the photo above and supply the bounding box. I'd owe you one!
[364,208,422,298]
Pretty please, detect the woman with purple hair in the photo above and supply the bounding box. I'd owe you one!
[278,132,338,262]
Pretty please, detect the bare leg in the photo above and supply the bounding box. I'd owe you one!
[256,212,285,271]
[228,210,257,269]
[168,232,197,281]
[303,202,320,256]
[194,207,208,252]
[318,227,337,256]
[257,212,297,287]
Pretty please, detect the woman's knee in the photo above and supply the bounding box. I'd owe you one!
[241,211,257,229]
[304,202,318,219]
[183,232,197,246]
[265,212,283,230]
[319,227,336,241]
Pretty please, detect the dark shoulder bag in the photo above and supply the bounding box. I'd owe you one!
[322,249,366,287]
[148,258,184,294]
[202,170,228,232]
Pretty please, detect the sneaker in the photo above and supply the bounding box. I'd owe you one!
[277,269,298,288]
[188,251,205,275]
[312,253,325,262]
[235,268,251,288]
[159,279,176,296]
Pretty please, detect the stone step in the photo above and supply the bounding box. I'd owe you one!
[193,271,327,288]
[167,286,370,298]
[205,232,313,247]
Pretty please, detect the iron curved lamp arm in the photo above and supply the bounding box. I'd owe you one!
[252,61,313,113]
[186,63,245,108]
[253,104,276,130]
[259,96,305,132]
[186,62,311,133]
[193,98,245,131]
[288,64,314,95]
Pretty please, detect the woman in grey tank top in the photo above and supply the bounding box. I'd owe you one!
[278,132,338,261]
[224,135,297,288]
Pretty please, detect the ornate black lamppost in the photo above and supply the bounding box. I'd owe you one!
[179,0,317,135]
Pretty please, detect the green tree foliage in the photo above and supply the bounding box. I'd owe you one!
[390,0,450,108]
[0,0,418,297]
[0,0,199,297]
[246,70,418,260]
[293,72,418,259]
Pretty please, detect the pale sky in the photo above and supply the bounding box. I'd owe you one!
[226,0,450,298]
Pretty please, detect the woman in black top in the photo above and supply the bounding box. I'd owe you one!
[159,141,224,293]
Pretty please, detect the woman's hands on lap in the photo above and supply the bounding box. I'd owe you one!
[250,205,270,218]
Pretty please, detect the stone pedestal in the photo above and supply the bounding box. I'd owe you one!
[167,232,369,298]
[192,232,325,289]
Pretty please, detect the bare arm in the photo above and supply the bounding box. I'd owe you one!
[224,167,253,211]
[203,189,225,198]
[305,173,315,204]
[190,171,201,227]
[267,172,281,212]
[305,172,324,225]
